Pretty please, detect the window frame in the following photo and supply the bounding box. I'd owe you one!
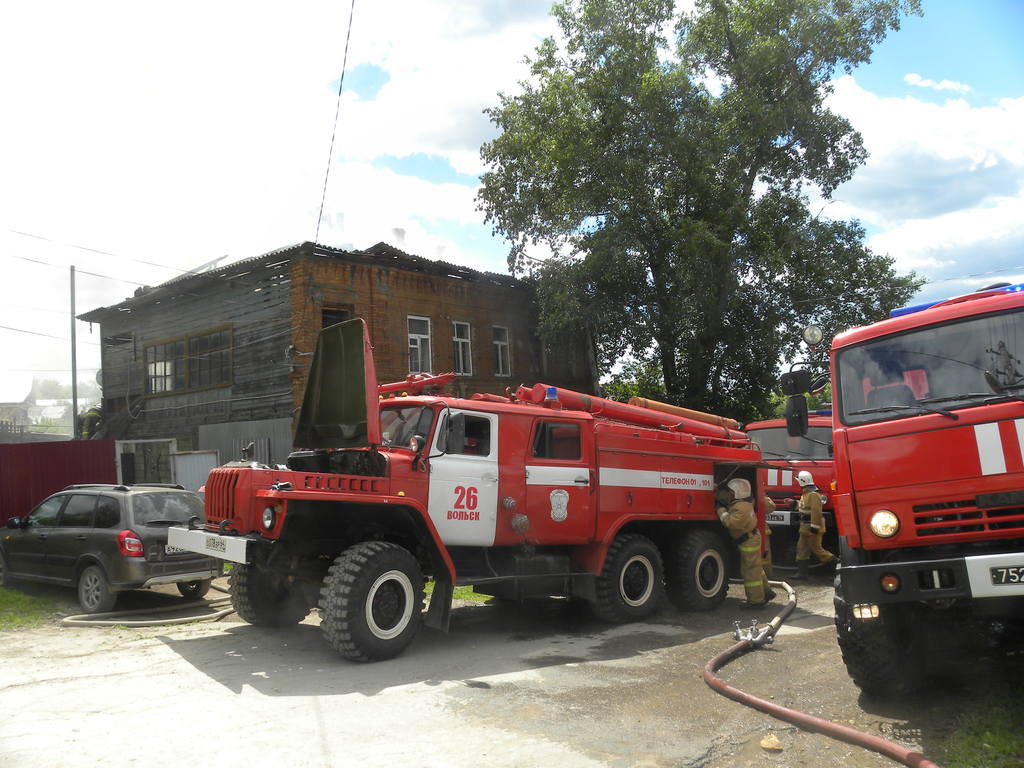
[493,325,511,377]
[453,321,473,376]
[408,315,432,374]
[144,326,233,396]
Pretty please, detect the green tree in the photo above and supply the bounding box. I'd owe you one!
[480,0,923,421]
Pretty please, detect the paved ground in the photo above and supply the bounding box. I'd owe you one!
[0,574,1014,768]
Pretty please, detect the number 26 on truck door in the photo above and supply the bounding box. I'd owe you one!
[454,486,478,510]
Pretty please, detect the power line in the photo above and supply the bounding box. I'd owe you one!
[6,228,217,277]
[5,252,147,286]
[0,323,101,345]
[315,0,357,244]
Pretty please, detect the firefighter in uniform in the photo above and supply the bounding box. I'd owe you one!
[761,495,776,580]
[793,470,835,579]
[716,477,775,607]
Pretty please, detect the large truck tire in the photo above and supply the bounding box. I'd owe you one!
[665,529,729,611]
[319,541,424,662]
[231,563,308,627]
[834,571,925,696]
[592,533,664,623]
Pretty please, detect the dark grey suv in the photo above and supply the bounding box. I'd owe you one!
[0,484,220,613]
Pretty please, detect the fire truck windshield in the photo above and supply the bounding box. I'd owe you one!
[381,406,434,449]
[836,308,1024,425]
[748,426,832,460]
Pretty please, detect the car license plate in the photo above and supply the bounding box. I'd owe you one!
[990,565,1024,585]
[165,544,187,555]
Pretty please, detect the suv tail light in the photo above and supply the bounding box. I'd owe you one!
[117,529,145,557]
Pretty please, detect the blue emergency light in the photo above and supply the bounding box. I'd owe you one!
[889,282,1024,319]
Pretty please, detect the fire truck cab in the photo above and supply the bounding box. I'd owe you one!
[744,415,835,564]
[170,320,766,662]
[787,284,1024,694]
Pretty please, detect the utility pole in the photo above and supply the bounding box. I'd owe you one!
[71,265,79,439]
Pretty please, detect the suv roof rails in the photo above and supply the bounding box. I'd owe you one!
[127,483,186,490]
[62,484,130,492]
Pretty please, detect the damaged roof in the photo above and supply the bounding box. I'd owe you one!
[77,241,520,322]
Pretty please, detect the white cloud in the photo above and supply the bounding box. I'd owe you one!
[904,72,971,93]
[0,1,558,391]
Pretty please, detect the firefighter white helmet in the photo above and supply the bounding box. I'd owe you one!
[726,478,751,498]
[796,470,815,487]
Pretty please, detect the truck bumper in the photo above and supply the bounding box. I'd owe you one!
[168,527,252,565]
[839,551,1024,605]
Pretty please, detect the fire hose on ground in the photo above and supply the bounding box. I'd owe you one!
[60,582,235,627]
[704,578,941,768]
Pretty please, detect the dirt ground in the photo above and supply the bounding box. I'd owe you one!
[1,573,1020,768]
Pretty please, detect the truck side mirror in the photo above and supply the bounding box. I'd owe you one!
[784,395,809,437]
[780,369,813,396]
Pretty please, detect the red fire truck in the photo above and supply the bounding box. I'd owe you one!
[170,320,766,661]
[745,415,835,565]
[785,284,1024,694]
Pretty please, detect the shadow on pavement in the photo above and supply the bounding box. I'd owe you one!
[157,592,776,697]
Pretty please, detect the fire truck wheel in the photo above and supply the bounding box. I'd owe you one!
[665,530,729,611]
[593,534,664,623]
[231,564,309,627]
[176,578,213,600]
[834,581,925,696]
[319,541,425,662]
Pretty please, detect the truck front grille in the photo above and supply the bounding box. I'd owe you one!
[913,498,1024,537]
[205,469,240,526]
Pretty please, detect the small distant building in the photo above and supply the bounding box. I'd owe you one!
[78,241,595,466]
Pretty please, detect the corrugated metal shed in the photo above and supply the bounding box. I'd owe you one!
[0,441,118,523]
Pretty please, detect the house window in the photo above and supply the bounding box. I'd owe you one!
[145,327,232,394]
[493,326,511,377]
[321,307,352,329]
[453,322,472,376]
[189,328,232,388]
[145,339,186,393]
[408,316,432,373]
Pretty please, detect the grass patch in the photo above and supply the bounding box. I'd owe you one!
[424,581,491,603]
[937,690,1024,768]
[0,586,66,629]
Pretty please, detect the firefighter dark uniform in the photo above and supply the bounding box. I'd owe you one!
[793,470,835,579]
[716,478,773,606]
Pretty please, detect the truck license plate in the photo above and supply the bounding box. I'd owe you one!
[990,566,1024,585]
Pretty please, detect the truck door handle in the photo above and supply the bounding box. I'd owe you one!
[574,476,589,485]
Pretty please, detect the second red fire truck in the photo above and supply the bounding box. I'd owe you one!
[786,283,1024,694]
[170,319,768,662]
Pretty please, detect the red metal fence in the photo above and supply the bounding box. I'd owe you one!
[0,441,117,524]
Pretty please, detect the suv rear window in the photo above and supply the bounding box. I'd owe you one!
[130,492,204,526]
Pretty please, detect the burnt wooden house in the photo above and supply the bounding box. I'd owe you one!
[78,241,595,469]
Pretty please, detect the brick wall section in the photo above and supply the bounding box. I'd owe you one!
[288,247,592,406]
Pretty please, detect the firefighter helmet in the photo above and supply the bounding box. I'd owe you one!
[726,477,751,499]
[796,470,815,487]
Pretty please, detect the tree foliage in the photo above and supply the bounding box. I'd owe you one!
[479,0,923,421]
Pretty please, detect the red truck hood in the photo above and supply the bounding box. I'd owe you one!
[293,318,382,449]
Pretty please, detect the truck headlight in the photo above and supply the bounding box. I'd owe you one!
[869,510,899,538]
[262,505,278,530]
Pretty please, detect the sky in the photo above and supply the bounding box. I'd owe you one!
[0,0,1022,404]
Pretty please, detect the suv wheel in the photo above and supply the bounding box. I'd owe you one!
[0,549,10,587]
[177,579,213,600]
[78,565,117,614]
